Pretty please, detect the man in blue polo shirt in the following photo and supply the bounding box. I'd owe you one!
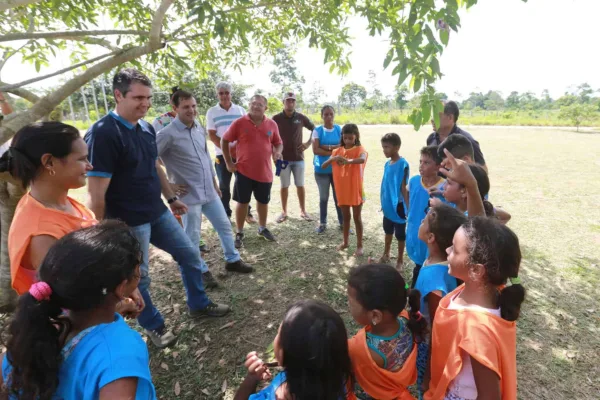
[85,68,230,349]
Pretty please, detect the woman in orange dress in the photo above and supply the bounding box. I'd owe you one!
[0,121,142,316]
[321,124,367,256]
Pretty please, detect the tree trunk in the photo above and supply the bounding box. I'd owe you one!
[0,179,26,311]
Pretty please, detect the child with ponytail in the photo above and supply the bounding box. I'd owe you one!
[347,264,427,399]
[424,217,525,400]
[0,221,156,399]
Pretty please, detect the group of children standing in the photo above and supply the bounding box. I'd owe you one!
[0,113,524,399]
[234,121,524,399]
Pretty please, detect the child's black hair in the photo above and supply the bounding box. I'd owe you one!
[427,204,468,255]
[279,299,353,400]
[467,164,495,217]
[0,122,81,189]
[381,132,401,148]
[5,220,141,400]
[348,264,427,342]
[420,145,442,165]
[438,134,474,161]
[462,217,525,321]
[321,105,335,116]
[340,123,361,146]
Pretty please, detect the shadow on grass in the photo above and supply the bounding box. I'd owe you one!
[516,247,600,400]
[143,217,394,398]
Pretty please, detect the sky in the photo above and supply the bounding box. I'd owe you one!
[3,0,599,102]
[229,0,600,102]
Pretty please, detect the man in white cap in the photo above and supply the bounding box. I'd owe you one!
[272,91,315,223]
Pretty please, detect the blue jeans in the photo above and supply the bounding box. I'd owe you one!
[130,209,210,331]
[182,198,241,268]
[314,172,342,225]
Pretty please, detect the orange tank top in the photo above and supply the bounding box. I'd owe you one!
[348,311,417,400]
[424,286,517,400]
[8,193,97,295]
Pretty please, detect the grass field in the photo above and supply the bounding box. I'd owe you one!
[23,126,600,398]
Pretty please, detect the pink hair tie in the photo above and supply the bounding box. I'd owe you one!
[29,282,52,302]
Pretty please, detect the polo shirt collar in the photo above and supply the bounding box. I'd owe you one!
[172,116,197,130]
[218,102,234,112]
[109,110,137,130]
[282,110,296,119]
[244,114,265,123]
[434,124,460,142]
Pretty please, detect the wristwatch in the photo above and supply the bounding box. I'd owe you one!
[167,196,179,204]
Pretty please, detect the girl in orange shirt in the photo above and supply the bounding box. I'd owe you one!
[321,124,367,256]
[424,217,525,400]
[347,264,427,399]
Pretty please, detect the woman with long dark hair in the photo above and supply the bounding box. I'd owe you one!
[1,121,143,314]
[0,221,156,399]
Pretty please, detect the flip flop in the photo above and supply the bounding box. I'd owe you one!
[300,213,314,222]
[276,214,288,223]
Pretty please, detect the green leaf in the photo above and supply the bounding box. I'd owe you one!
[421,101,432,124]
[429,57,440,76]
[383,48,394,69]
[440,29,449,45]
[34,59,41,72]
[433,99,444,129]
[411,75,422,92]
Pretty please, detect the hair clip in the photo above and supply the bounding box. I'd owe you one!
[415,311,423,321]
[509,276,521,285]
[405,283,409,290]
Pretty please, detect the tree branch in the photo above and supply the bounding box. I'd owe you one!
[0,0,43,12]
[0,30,150,43]
[0,50,120,91]
[169,1,281,39]
[150,0,173,49]
[0,82,39,103]
[0,0,175,143]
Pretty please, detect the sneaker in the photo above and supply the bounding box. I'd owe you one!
[235,232,244,249]
[258,227,276,242]
[226,259,254,273]
[246,214,257,224]
[315,224,327,234]
[144,326,177,348]
[199,239,210,253]
[189,301,231,319]
[202,271,219,289]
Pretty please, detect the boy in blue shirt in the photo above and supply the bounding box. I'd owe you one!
[406,145,445,287]
[376,133,409,270]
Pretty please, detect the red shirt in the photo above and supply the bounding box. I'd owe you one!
[223,114,282,183]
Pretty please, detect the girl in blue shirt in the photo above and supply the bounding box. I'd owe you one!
[234,300,353,400]
[1,220,156,400]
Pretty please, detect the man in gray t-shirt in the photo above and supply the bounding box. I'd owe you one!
[156,90,253,285]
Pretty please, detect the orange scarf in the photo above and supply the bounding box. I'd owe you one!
[425,286,517,400]
[348,311,416,400]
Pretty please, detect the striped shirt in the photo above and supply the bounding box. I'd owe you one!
[205,103,246,156]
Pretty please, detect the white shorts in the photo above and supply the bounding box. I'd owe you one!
[279,161,305,188]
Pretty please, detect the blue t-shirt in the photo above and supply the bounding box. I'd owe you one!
[414,262,458,324]
[250,372,347,400]
[380,158,409,224]
[84,112,166,226]
[313,124,342,174]
[2,313,156,399]
[406,176,446,265]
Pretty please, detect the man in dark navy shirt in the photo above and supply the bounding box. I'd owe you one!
[426,101,486,168]
[85,68,230,348]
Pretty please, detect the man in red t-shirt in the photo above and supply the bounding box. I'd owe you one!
[222,94,283,248]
